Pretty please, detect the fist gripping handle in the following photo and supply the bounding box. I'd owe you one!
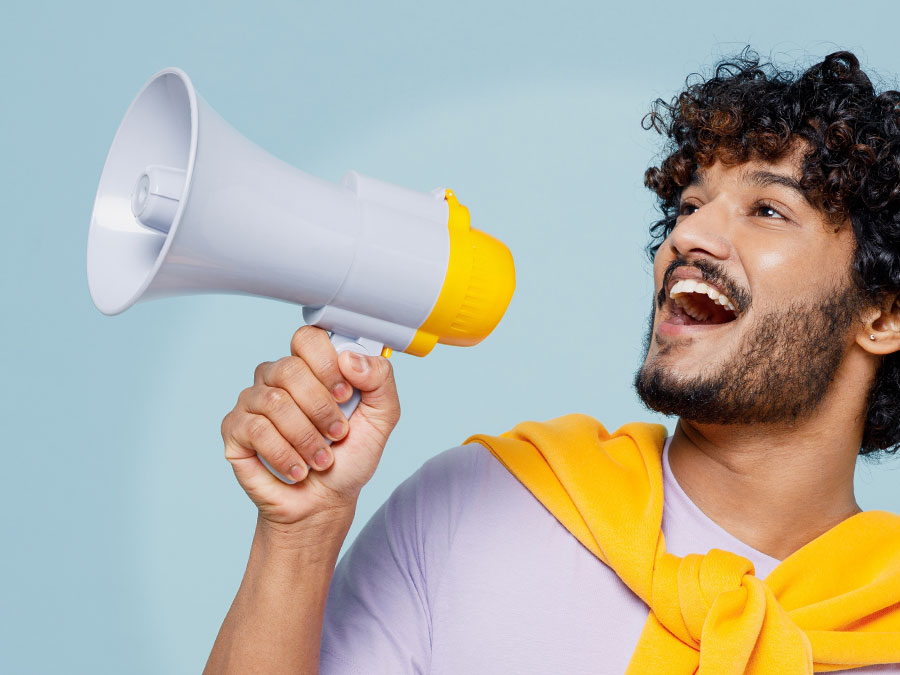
[259,332,383,484]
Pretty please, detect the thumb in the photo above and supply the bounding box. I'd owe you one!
[337,350,400,431]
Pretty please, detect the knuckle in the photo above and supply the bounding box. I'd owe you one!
[236,386,253,405]
[307,396,336,422]
[253,361,271,381]
[274,356,306,386]
[313,358,340,385]
[220,412,232,438]
[291,325,322,354]
[311,346,340,373]
[294,426,323,453]
[246,416,270,442]
[263,387,289,412]
[267,445,294,469]
[367,355,389,381]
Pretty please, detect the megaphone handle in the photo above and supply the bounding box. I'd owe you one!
[258,332,384,485]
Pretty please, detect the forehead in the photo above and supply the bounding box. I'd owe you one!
[691,149,800,182]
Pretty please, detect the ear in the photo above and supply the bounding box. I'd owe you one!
[856,293,900,355]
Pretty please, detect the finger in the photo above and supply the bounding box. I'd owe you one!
[253,361,273,385]
[263,356,349,444]
[230,412,310,483]
[244,385,335,471]
[223,411,303,498]
[337,352,401,435]
[290,326,353,403]
[224,435,297,495]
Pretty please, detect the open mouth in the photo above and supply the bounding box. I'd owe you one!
[667,279,739,326]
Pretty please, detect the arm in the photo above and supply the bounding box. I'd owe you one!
[205,511,352,675]
[204,326,400,674]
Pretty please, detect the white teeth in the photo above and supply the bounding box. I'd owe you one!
[715,295,736,311]
[668,278,738,315]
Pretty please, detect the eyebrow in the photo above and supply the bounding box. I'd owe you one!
[744,169,813,205]
[687,168,813,206]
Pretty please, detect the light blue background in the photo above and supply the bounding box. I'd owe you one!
[4,1,900,672]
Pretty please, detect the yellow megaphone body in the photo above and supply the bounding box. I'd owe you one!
[87,68,516,420]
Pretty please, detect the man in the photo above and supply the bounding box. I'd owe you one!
[205,51,900,673]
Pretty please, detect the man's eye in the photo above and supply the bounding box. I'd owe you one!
[753,202,785,219]
[678,202,699,217]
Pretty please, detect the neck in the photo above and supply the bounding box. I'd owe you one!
[666,351,873,561]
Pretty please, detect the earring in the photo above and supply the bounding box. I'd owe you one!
[870,334,877,341]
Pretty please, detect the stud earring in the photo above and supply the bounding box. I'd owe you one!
[870,334,877,341]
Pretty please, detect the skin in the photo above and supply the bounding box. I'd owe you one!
[205,327,400,674]
[645,151,900,560]
[206,150,900,672]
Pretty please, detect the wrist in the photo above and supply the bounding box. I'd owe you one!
[255,504,355,558]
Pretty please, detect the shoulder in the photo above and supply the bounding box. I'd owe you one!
[381,441,528,541]
[334,439,584,597]
[405,440,545,511]
[359,440,562,574]
[394,441,580,565]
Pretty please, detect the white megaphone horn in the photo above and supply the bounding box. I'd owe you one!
[87,68,516,440]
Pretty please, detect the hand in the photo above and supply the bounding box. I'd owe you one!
[221,326,401,526]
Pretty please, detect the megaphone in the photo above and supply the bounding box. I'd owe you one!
[87,68,516,424]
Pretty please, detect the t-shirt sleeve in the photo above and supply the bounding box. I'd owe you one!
[319,443,484,674]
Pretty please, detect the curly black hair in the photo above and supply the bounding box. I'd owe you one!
[642,48,900,456]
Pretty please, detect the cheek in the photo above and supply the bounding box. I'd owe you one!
[753,248,790,271]
[653,245,672,288]
[751,250,794,296]
[744,240,830,301]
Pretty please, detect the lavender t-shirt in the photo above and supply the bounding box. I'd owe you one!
[320,439,899,673]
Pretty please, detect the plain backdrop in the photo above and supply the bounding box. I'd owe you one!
[3,1,900,672]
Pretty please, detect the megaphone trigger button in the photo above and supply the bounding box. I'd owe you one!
[381,347,393,358]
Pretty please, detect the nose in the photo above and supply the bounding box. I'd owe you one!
[667,198,733,262]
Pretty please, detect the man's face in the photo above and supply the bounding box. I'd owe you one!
[635,153,866,424]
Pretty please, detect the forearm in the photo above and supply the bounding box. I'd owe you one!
[205,509,355,675]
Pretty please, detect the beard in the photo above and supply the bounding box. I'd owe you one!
[634,283,866,425]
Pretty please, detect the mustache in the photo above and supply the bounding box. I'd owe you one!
[656,259,751,312]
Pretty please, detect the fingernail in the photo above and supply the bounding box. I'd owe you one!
[314,449,332,469]
[289,463,306,482]
[332,382,351,401]
[348,352,368,373]
[328,420,347,440]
